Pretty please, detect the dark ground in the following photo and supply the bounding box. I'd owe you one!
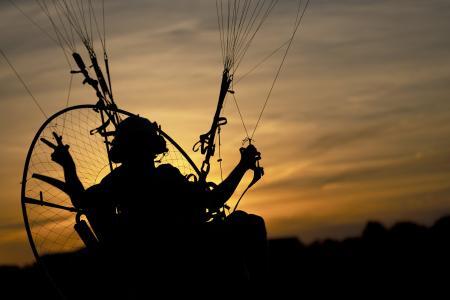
[2,215,450,298]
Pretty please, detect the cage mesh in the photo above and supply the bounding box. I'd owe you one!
[23,106,198,257]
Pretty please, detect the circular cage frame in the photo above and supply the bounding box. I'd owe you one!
[21,104,200,266]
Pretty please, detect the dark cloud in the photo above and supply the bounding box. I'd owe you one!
[0,222,23,231]
[0,214,71,233]
[304,124,390,156]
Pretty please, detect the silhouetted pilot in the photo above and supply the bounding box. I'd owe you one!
[45,116,267,289]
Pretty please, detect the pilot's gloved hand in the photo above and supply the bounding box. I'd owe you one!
[41,132,76,170]
[239,144,261,171]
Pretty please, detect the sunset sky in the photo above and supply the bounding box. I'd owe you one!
[1,0,450,266]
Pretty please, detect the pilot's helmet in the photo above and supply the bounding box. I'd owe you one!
[110,116,168,163]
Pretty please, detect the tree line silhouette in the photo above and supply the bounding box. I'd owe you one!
[1,214,449,298]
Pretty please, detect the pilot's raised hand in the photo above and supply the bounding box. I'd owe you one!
[239,144,261,171]
[41,132,75,170]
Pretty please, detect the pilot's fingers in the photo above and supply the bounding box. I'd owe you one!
[241,144,255,154]
[247,145,260,157]
[40,137,57,150]
[52,132,63,146]
[246,144,257,151]
[255,151,262,160]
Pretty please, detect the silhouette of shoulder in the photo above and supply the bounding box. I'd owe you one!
[98,165,127,186]
[85,164,186,195]
[155,163,185,181]
[79,166,126,208]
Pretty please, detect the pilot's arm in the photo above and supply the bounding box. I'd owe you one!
[41,132,85,207]
[207,144,261,208]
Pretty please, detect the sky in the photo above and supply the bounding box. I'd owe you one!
[1,0,450,266]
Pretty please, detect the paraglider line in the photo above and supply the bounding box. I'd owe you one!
[0,49,48,119]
